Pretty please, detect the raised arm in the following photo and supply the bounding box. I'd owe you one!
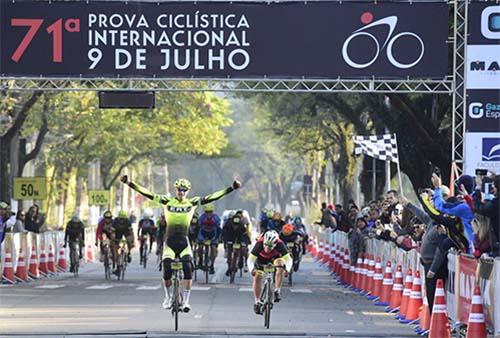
[120,175,170,205]
[190,180,241,205]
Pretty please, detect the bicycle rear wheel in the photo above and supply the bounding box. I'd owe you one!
[204,246,209,284]
[104,251,110,280]
[265,283,272,329]
[143,243,148,269]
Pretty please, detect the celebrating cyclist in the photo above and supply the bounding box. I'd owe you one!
[112,210,134,272]
[247,230,292,315]
[196,204,221,274]
[120,175,240,312]
[64,214,85,273]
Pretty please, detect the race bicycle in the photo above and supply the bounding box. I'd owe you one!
[140,233,149,268]
[200,239,212,284]
[68,241,80,278]
[116,239,128,280]
[171,258,185,331]
[101,237,112,280]
[257,263,278,329]
[227,241,245,283]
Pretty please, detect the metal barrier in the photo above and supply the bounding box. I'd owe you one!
[307,226,499,337]
[1,227,97,283]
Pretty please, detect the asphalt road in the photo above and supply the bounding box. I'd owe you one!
[0,247,419,338]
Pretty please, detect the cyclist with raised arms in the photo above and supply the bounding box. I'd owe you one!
[247,230,292,315]
[120,175,240,312]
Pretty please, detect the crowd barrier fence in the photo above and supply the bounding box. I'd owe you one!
[308,224,500,337]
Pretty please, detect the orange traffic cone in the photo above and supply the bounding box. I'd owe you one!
[86,243,94,262]
[317,240,324,261]
[375,261,393,306]
[335,246,343,278]
[15,247,28,282]
[47,245,57,274]
[387,265,404,312]
[28,245,40,279]
[365,255,375,297]
[38,245,49,276]
[329,243,336,271]
[57,243,67,272]
[340,248,348,284]
[2,250,16,284]
[416,293,431,335]
[343,249,351,287]
[429,279,451,338]
[465,285,488,338]
[397,268,413,320]
[371,258,383,301]
[401,270,423,324]
[311,237,318,257]
[361,254,370,294]
[323,242,330,264]
[349,262,356,287]
[352,256,363,291]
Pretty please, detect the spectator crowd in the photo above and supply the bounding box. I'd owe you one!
[316,171,499,313]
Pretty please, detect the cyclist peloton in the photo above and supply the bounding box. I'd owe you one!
[247,230,292,315]
[95,211,115,264]
[64,215,85,273]
[279,223,303,272]
[196,204,221,274]
[120,175,240,312]
[112,210,134,273]
[222,210,251,275]
[138,210,156,262]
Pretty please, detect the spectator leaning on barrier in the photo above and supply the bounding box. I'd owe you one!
[402,194,448,313]
[12,210,26,233]
[348,215,369,265]
[473,174,499,257]
[319,202,337,230]
[432,173,475,254]
[25,204,43,233]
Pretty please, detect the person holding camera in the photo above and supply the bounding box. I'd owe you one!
[473,173,499,257]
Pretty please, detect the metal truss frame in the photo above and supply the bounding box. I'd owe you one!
[0,77,453,93]
[451,0,468,174]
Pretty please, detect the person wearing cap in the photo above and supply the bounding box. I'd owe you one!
[0,202,10,252]
[64,214,85,273]
[96,211,115,264]
[348,215,370,265]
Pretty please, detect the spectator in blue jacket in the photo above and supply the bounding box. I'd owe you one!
[432,173,475,254]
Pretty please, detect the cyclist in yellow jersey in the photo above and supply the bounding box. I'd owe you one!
[120,175,240,312]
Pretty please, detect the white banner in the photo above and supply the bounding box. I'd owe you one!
[447,252,458,322]
[464,132,500,175]
[466,45,500,89]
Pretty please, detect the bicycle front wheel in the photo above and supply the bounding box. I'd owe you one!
[172,279,179,331]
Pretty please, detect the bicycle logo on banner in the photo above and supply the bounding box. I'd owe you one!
[342,13,425,69]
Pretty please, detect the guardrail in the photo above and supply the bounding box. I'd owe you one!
[307,224,499,337]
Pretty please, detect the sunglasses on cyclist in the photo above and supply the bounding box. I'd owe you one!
[177,188,189,192]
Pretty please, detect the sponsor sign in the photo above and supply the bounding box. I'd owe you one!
[478,258,495,331]
[466,45,500,89]
[457,255,479,324]
[469,2,500,44]
[88,190,110,206]
[464,132,500,175]
[13,177,47,200]
[0,1,449,79]
[467,90,500,132]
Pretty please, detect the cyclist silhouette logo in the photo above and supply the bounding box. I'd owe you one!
[342,13,425,69]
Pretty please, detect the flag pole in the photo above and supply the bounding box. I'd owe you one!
[394,134,404,198]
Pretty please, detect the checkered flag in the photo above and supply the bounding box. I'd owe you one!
[353,134,399,163]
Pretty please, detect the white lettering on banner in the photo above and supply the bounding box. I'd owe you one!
[466,45,500,89]
[459,271,476,300]
[87,13,251,72]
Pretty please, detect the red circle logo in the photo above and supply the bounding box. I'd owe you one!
[360,12,374,25]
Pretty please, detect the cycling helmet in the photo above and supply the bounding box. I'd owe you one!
[103,210,112,219]
[174,178,191,191]
[263,230,279,248]
[118,210,128,218]
[282,223,294,236]
[203,204,214,212]
[266,210,274,218]
[361,207,371,218]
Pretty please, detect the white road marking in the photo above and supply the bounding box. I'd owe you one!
[191,286,211,291]
[35,284,65,289]
[239,287,253,292]
[194,314,203,319]
[86,284,114,290]
[136,285,161,290]
[290,288,313,293]
[345,330,356,333]
[346,310,355,316]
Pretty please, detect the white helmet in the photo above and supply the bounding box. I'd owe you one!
[263,230,279,248]
[361,207,371,217]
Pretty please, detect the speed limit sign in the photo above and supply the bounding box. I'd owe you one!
[88,190,110,206]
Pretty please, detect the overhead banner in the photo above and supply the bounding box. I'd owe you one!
[0,1,449,79]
